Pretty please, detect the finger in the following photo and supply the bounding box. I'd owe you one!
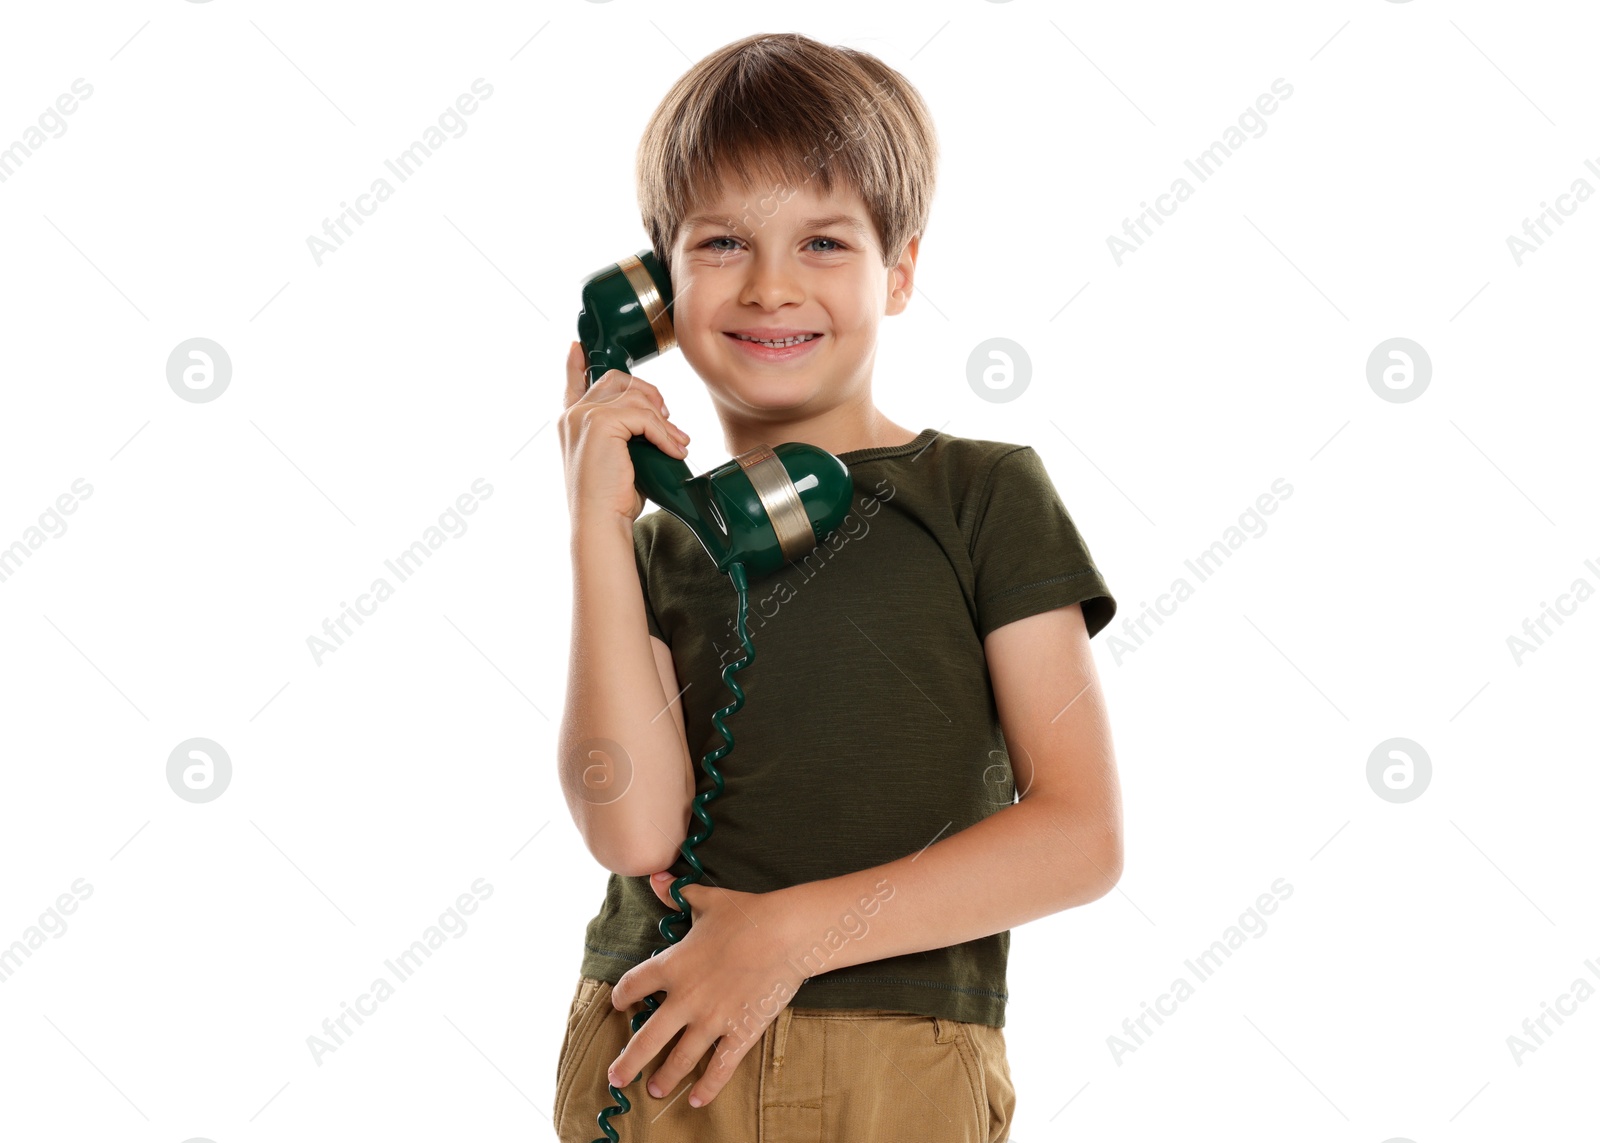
[572,384,689,459]
[641,408,691,460]
[648,1024,722,1101]
[663,878,703,915]
[563,341,584,410]
[606,1003,680,1089]
[610,957,660,1011]
[587,367,666,413]
[689,1024,763,1107]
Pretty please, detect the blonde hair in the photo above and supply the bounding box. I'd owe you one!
[636,32,938,272]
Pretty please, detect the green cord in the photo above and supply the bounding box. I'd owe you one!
[588,560,753,1143]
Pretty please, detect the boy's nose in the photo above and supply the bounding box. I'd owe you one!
[738,260,804,310]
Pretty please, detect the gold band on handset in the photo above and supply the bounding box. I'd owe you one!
[616,254,676,356]
[735,444,816,563]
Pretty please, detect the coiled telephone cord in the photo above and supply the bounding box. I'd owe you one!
[588,560,753,1143]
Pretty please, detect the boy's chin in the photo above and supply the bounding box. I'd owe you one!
[717,377,819,414]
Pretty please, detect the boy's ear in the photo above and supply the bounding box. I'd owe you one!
[885,233,920,316]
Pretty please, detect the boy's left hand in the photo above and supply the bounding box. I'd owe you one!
[606,870,804,1108]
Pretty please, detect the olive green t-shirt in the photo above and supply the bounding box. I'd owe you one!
[577,426,1117,1027]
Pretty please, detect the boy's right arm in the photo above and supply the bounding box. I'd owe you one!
[559,514,694,876]
[556,339,696,877]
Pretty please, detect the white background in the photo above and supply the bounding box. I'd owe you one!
[1,2,1596,1140]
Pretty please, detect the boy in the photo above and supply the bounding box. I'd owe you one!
[554,31,1122,1143]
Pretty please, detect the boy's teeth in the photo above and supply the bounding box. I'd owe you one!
[736,333,817,348]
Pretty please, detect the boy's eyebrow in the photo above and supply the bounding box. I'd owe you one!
[800,214,870,237]
[682,213,741,231]
[682,212,869,238]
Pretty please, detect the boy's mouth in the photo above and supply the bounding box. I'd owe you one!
[724,330,822,348]
[723,329,824,361]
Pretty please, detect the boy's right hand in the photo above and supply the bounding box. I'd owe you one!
[560,340,691,526]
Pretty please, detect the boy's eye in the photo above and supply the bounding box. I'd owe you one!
[698,236,847,253]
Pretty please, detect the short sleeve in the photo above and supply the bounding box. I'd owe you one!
[969,446,1117,640]
[632,518,666,642]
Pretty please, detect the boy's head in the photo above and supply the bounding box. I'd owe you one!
[634,33,938,426]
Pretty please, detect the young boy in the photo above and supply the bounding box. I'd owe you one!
[554,31,1122,1143]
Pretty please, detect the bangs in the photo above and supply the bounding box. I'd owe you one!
[636,33,936,272]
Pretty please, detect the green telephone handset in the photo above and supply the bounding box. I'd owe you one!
[573,250,854,1141]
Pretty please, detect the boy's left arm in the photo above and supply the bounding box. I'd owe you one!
[775,598,1124,964]
[613,601,1122,1106]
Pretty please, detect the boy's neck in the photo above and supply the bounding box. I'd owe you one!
[718,402,920,460]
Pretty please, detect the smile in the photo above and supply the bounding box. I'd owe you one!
[723,331,825,362]
[731,333,818,347]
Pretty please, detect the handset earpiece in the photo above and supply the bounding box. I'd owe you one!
[577,248,853,579]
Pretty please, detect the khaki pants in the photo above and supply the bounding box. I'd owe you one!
[553,976,1015,1142]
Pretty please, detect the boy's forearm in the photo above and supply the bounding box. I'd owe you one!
[768,795,1122,978]
[558,512,691,876]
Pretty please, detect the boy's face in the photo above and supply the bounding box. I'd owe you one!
[667,170,917,422]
